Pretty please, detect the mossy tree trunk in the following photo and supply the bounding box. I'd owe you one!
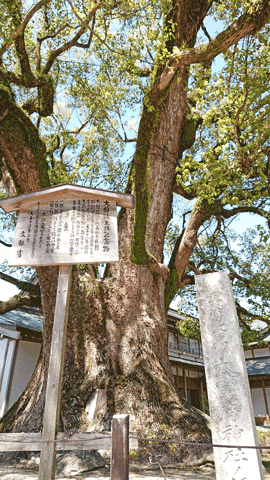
[0,10,212,444]
[1,0,269,457]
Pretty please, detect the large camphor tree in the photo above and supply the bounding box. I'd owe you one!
[0,0,270,455]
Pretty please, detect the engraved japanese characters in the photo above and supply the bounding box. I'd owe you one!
[195,272,264,480]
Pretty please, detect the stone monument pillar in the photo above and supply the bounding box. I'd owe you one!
[195,272,264,480]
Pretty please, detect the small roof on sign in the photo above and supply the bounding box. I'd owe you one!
[0,184,134,213]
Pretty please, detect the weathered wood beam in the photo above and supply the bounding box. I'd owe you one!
[0,432,138,451]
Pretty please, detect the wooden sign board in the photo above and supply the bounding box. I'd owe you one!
[0,184,134,480]
[8,196,119,266]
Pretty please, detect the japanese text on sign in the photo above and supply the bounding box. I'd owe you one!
[9,197,119,266]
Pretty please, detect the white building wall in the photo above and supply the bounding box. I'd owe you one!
[7,340,41,410]
[266,388,270,414]
[251,388,267,417]
[168,332,177,344]
[189,339,198,350]
[0,339,16,418]
[253,348,270,358]
[0,338,9,389]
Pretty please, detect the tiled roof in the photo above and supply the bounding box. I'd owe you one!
[246,357,270,376]
[169,355,205,371]
[0,306,43,333]
[167,308,197,321]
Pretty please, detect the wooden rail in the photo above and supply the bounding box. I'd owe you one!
[0,415,138,480]
[0,428,138,452]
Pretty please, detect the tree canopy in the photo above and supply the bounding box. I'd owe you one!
[0,0,270,330]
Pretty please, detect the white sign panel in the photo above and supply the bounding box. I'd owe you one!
[9,197,119,266]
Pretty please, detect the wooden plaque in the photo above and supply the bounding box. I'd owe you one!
[8,196,119,266]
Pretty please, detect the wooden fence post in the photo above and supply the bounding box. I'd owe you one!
[111,414,129,480]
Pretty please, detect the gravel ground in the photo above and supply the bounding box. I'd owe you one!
[0,465,216,479]
[0,464,270,480]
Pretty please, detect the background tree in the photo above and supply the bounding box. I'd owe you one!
[171,17,270,346]
[0,0,270,459]
[173,224,270,345]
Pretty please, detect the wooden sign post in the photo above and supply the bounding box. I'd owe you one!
[0,184,134,480]
[39,264,72,480]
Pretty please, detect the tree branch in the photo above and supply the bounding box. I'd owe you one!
[173,181,196,200]
[22,98,39,115]
[36,23,70,71]
[233,87,249,147]
[92,30,126,56]
[42,4,104,74]
[127,65,152,77]
[0,70,54,117]
[188,261,202,275]
[0,294,41,315]
[156,1,270,93]
[11,3,33,79]
[147,257,169,280]
[106,114,137,143]
[67,120,89,136]
[0,0,53,58]
[0,272,40,295]
[235,301,269,324]
[0,157,16,197]
[66,0,96,50]
[0,70,49,88]
[0,240,12,248]
[181,274,195,286]
[201,24,212,42]
[38,24,71,43]
[165,200,213,309]
[66,0,127,57]
[237,309,252,331]
[229,270,250,287]
[220,204,269,221]
[173,200,212,288]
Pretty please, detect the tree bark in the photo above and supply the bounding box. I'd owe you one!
[0,0,248,459]
[1,0,270,466]
[0,109,211,456]
[0,89,50,193]
[1,213,210,458]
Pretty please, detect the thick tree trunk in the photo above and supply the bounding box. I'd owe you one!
[0,0,213,461]
[1,0,270,467]
[1,208,210,448]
